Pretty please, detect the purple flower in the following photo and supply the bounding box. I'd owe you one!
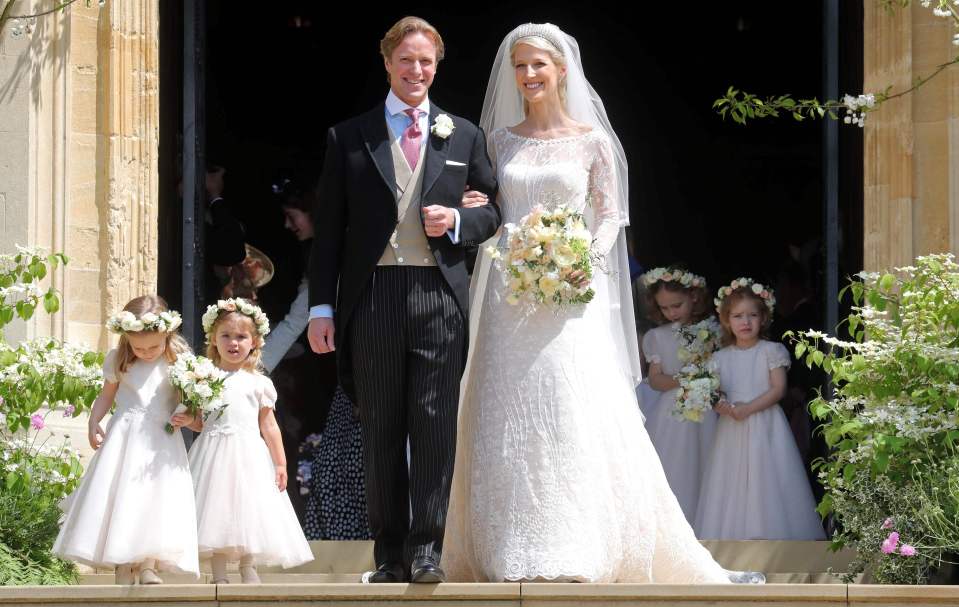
[30,414,45,430]
[881,517,894,529]
[881,531,900,555]
[63,405,76,417]
[899,544,916,557]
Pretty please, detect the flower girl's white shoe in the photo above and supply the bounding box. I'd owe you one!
[138,559,163,585]
[211,554,229,584]
[239,555,260,584]
[114,564,134,585]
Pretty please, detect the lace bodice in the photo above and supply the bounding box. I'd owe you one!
[491,128,623,257]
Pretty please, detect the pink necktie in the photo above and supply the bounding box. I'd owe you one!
[401,108,422,170]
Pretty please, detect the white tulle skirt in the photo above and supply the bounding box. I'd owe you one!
[642,386,712,526]
[695,405,825,540]
[53,409,200,575]
[189,428,313,568]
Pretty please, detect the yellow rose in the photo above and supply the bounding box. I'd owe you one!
[538,274,560,298]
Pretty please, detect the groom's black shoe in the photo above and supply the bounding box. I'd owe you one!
[369,562,407,583]
[410,557,446,583]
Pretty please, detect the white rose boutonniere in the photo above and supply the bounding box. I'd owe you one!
[431,114,455,139]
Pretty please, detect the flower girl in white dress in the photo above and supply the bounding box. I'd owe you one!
[694,279,825,540]
[639,268,719,525]
[54,295,198,584]
[178,298,312,583]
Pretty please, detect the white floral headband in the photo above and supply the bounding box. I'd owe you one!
[642,267,706,289]
[202,298,270,342]
[107,310,182,334]
[714,278,776,314]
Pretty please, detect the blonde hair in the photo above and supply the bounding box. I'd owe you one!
[510,35,568,115]
[717,289,772,347]
[380,16,445,62]
[205,311,264,373]
[115,295,191,374]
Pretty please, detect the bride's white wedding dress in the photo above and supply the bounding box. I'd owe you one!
[442,128,730,583]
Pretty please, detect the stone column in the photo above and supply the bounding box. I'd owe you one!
[863,2,959,271]
[65,0,159,349]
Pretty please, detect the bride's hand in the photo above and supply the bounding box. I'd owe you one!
[568,270,590,288]
[461,185,488,208]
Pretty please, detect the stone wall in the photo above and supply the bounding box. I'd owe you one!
[0,0,159,350]
[863,2,959,271]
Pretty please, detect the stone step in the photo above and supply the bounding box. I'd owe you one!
[76,571,847,585]
[2,582,957,607]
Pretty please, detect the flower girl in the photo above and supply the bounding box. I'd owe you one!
[638,267,719,524]
[53,295,198,584]
[179,298,312,583]
[694,279,825,540]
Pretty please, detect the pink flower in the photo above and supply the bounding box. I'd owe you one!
[30,414,45,430]
[899,544,916,557]
[63,405,76,417]
[881,531,900,555]
[881,517,894,529]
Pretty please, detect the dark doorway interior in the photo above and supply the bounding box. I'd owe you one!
[160,1,863,330]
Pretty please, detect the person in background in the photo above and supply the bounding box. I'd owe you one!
[261,178,337,521]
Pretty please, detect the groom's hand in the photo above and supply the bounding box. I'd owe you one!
[308,317,335,353]
[422,205,455,237]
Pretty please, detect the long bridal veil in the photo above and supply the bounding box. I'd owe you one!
[466,22,641,386]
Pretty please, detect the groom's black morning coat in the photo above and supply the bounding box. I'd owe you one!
[309,100,499,567]
[309,102,500,399]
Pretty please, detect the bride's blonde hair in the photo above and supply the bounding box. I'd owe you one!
[510,36,568,115]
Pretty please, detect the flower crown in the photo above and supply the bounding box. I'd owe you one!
[714,278,776,314]
[642,267,706,289]
[202,298,270,342]
[107,310,182,334]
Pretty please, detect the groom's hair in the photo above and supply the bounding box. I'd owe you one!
[380,16,445,62]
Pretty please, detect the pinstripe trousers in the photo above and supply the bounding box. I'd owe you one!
[348,266,465,567]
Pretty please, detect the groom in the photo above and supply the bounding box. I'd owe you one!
[307,16,500,583]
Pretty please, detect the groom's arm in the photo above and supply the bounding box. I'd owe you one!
[308,127,347,352]
[455,127,501,246]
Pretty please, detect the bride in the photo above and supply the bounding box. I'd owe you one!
[442,23,762,584]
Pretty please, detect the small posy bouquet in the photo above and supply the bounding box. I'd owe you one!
[672,318,722,422]
[166,353,228,434]
[673,362,721,423]
[488,204,595,308]
[675,318,722,365]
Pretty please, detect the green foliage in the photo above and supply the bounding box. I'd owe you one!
[0,542,76,586]
[0,247,101,585]
[795,254,959,583]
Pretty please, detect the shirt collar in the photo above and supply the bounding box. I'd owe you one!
[386,89,430,118]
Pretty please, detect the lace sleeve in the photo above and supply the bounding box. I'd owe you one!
[765,341,792,371]
[587,134,625,257]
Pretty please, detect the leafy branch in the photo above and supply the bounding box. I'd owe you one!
[714,0,959,126]
[0,0,103,37]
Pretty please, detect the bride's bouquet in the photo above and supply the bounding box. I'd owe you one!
[488,204,595,308]
[672,318,722,423]
[165,353,228,434]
